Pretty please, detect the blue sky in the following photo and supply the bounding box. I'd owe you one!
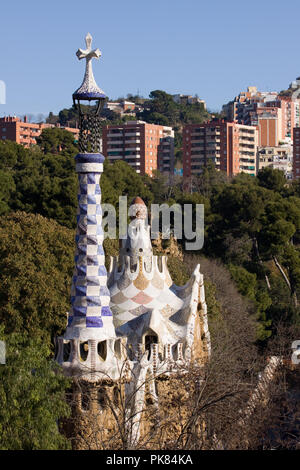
[0,0,299,118]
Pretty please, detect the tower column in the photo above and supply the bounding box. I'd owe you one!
[65,153,115,341]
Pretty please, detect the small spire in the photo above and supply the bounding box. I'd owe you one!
[73,33,106,100]
[129,197,147,220]
[121,197,152,266]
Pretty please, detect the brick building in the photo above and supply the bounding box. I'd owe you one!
[256,108,282,147]
[0,116,79,148]
[257,145,292,180]
[293,127,300,178]
[222,87,300,146]
[102,120,174,177]
[183,120,258,178]
[104,100,138,116]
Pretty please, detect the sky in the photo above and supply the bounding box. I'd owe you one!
[0,0,300,118]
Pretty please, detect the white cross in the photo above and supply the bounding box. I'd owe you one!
[76,32,101,62]
[75,33,104,96]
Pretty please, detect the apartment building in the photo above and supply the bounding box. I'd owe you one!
[102,121,174,177]
[293,127,300,179]
[256,107,282,147]
[172,94,206,108]
[265,97,299,139]
[222,86,300,146]
[0,116,79,148]
[183,120,258,178]
[103,100,139,116]
[257,145,292,180]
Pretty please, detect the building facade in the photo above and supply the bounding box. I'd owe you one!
[103,100,139,116]
[293,127,300,178]
[257,145,293,180]
[182,120,258,178]
[0,116,79,148]
[172,94,206,108]
[222,86,300,147]
[256,107,282,147]
[102,121,174,177]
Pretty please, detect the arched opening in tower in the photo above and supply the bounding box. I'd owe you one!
[80,341,89,361]
[144,330,158,360]
[63,341,71,362]
[98,340,107,361]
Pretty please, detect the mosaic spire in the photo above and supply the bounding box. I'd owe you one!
[64,153,115,341]
[63,34,115,342]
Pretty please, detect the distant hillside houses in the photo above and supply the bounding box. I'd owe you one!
[104,100,143,116]
[172,94,206,108]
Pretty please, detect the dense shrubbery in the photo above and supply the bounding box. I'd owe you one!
[0,327,71,450]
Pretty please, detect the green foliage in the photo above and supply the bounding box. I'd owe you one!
[257,166,287,192]
[204,279,222,322]
[190,162,229,199]
[0,327,71,450]
[0,170,16,215]
[0,212,74,341]
[229,265,272,340]
[195,166,300,335]
[36,128,78,155]
[0,132,78,228]
[101,159,154,208]
[138,89,210,128]
[229,265,257,301]
[58,106,79,127]
[266,274,297,325]
[166,256,189,286]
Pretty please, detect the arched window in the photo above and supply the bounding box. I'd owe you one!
[98,341,107,361]
[157,257,163,273]
[144,331,158,360]
[114,339,121,359]
[63,341,71,362]
[172,344,177,361]
[80,341,89,361]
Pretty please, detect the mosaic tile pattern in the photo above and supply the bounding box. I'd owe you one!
[66,153,114,339]
[107,200,206,350]
[109,254,194,329]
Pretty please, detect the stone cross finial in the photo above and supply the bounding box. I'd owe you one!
[73,33,106,99]
[76,32,101,62]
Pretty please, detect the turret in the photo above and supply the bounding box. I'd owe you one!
[120,197,152,270]
[55,34,123,382]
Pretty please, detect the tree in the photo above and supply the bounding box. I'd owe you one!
[257,167,286,193]
[0,170,15,215]
[101,159,154,208]
[36,128,78,155]
[0,327,71,450]
[0,212,74,341]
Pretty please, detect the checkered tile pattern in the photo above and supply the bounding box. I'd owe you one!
[109,260,192,329]
[68,154,112,329]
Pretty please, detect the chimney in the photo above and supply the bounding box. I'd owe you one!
[24,115,27,123]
